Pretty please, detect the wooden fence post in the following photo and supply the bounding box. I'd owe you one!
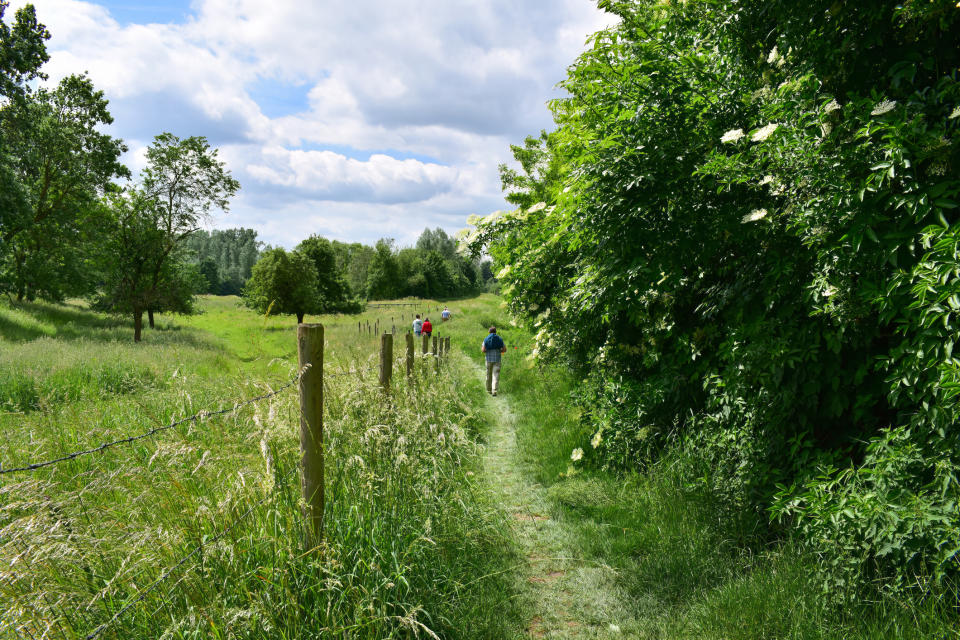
[422,333,428,356]
[380,333,393,392]
[444,337,450,357]
[433,336,439,373]
[406,332,414,377]
[297,323,324,546]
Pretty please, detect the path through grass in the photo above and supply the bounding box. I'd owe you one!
[478,368,638,639]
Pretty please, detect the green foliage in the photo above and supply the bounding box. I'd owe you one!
[243,247,319,322]
[0,73,128,301]
[295,234,359,312]
[183,228,261,295]
[468,0,960,601]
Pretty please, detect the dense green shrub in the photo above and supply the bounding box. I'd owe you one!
[467,0,960,598]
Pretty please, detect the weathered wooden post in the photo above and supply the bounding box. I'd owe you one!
[445,337,451,356]
[358,321,361,334]
[380,333,393,392]
[406,332,414,377]
[433,335,439,373]
[297,323,324,546]
[422,333,428,356]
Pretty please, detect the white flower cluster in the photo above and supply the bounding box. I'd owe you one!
[871,100,897,116]
[742,208,768,223]
[950,106,960,120]
[824,99,841,114]
[721,128,745,144]
[570,447,584,462]
[751,123,778,142]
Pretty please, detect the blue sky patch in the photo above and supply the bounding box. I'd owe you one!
[248,77,313,119]
[96,1,195,25]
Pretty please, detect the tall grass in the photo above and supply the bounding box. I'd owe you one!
[1,296,520,639]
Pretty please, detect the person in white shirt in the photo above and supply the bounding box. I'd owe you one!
[412,314,423,336]
[441,307,451,321]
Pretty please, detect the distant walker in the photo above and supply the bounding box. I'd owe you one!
[481,326,506,396]
[441,306,451,322]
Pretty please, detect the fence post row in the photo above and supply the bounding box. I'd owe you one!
[297,323,324,547]
[380,333,393,392]
[406,332,414,378]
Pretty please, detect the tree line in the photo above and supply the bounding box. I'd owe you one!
[467,0,960,604]
[242,228,493,322]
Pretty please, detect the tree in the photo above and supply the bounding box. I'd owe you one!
[138,132,239,324]
[365,239,401,300]
[0,1,49,101]
[243,248,319,323]
[93,189,201,341]
[497,130,563,210]
[415,227,457,260]
[198,258,219,293]
[0,74,128,300]
[295,234,353,311]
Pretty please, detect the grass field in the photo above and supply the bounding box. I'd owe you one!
[4,294,955,639]
[1,295,522,639]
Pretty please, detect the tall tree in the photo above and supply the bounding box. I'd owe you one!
[0,74,128,300]
[295,234,353,311]
[93,189,202,341]
[365,239,401,300]
[138,133,239,324]
[243,248,319,323]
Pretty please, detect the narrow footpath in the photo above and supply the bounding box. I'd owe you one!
[479,371,639,639]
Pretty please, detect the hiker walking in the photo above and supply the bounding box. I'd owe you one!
[441,306,451,322]
[481,326,506,396]
[413,314,423,336]
[422,317,433,338]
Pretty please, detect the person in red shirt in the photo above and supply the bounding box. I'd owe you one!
[421,318,433,338]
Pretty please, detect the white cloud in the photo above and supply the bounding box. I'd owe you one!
[15,0,617,246]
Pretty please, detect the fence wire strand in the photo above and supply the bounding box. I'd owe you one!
[83,466,299,640]
[0,370,308,475]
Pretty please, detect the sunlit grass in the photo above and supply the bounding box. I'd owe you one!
[0,295,521,639]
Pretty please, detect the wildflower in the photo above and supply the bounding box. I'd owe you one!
[571,447,584,462]
[721,128,745,144]
[527,202,547,213]
[742,209,768,223]
[824,99,841,114]
[591,430,603,448]
[751,123,778,142]
[766,45,779,65]
[610,624,622,633]
[759,175,774,186]
[871,100,897,116]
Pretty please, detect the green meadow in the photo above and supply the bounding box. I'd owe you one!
[1,295,521,639]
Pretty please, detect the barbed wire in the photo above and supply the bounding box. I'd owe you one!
[84,466,299,640]
[0,369,308,476]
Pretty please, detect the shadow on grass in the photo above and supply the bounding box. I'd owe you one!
[0,301,222,351]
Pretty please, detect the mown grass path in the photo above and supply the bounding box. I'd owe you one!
[479,369,637,639]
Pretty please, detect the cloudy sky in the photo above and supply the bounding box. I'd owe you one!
[15,0,614,248]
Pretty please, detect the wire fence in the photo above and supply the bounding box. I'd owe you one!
[0,370,308,476]
[3,334,453,638]
[83,465,300,640]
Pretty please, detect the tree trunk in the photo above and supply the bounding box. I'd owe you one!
[148,309,155,328]
[134,310,143,342]
[297,312,305,323]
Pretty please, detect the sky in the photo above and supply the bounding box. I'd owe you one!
[14,0,615,248]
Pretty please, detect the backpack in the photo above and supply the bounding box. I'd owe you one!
[484,334,504,351]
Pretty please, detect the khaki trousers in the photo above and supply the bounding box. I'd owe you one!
[486,361,501,393]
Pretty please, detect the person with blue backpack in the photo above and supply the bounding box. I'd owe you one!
[481,326,507,396]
